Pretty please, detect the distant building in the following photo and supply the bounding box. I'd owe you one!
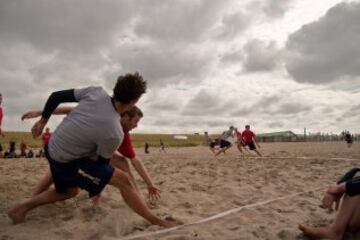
[256,131,298,142]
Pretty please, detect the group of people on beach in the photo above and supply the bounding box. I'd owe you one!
[205,125,262,157]
[4,73,360,239]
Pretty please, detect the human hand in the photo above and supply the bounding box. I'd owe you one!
[321,184,345,212]
[31,118,47,138]
[321,192,341,212]
[21,111,41,120]
[148,185,161,201]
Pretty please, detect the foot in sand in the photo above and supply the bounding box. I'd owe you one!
[298,224,342,240]
[7,205,28,224]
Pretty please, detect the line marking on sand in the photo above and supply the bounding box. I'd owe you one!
[245,156,359,162]
[118,187,324,240]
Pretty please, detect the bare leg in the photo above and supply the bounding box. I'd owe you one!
[8,188,78,224]
[299,195,360,239]
[111,156,140,194]
[108,168,177,227]
[236,143,243,154]
[214,148,226,156]
[32,170,53,196]
[254,149,262,157]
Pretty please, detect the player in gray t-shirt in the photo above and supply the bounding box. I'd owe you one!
[8,73,177,227]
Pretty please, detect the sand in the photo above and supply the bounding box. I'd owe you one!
[1,142,359,240]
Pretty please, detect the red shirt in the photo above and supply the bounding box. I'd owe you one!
[118,132,136,159]
[42,132,52,145]
[235,129,242,139]
[0,106,3,126]
[242,130,255,144]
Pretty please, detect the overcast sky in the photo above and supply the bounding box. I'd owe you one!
[0,0,359,134]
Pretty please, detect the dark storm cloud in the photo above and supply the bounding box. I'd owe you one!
[285,2,360,84]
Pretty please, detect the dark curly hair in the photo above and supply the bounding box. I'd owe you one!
[113,72,147,103]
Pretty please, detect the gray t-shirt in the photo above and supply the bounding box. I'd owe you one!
[221,129,234,141]
[48,86,123,163]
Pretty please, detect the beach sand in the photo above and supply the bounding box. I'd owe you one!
[1,142,359,240]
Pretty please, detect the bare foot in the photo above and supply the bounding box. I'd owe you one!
[298,224,342,240]
[7,205,27,224]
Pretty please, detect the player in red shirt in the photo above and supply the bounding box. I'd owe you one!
[234,128,247,155]
[42,128,52,146]
[0,93,5,137]
[242,125,262,157]
[21,105,160,202]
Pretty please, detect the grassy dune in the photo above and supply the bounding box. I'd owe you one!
[0,131,208,149]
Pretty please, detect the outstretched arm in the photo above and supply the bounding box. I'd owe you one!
[130,157,161,200]
[31,90,77,138]
[22,106,75,120]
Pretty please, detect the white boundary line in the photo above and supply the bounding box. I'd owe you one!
[245,156,359,162]
[117,187,324,240]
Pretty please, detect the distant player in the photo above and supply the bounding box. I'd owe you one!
[204,131,216,154]
[242,125,262,157]
[214,126,234,156]
[344,131,353,148]
[234,127,247,155]
[0,93,4,137]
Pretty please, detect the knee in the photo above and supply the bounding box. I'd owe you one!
[112,170,131,188]
[67,188,79,198]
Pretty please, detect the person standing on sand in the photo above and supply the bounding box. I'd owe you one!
[159,139,166,153]
[0,93,5,137]
[299,167,360,239]
[8,72,176,227]
[344,131,353,148]
[145,142,149,154]
[242,125,262,157]
[234,127,247,156]
[42,127,51,150]
[204,131,216,154]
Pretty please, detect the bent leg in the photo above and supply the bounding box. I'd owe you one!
[32,170,53,196]
[346,195,360,232]
[254,149,262,157]
[8,187,78,224]
[111,156,139,194]
[299,195,360,239]
[236,143,244,154]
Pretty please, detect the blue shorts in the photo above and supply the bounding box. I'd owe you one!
[45,147,114,198]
